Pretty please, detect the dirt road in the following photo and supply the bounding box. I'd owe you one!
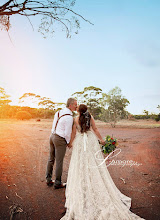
[0,119,160,220]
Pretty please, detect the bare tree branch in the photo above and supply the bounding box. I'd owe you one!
[0,0,14,11]
[0,0,93,37]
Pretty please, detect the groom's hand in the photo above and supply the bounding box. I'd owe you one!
[67,143,72,148]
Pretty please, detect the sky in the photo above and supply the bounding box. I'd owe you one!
[0,0,160,114]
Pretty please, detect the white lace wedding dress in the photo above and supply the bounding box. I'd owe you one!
[61,125,145,220]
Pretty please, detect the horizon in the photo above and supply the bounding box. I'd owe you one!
[2,85,159,115]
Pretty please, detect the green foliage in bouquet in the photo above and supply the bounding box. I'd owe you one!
[102,135,118,154]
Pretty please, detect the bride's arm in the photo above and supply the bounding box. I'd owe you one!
[90,116,105,145]
[68,120,76,148]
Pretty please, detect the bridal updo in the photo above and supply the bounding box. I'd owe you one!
[78,104,91,133]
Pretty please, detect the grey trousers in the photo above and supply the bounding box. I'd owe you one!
[46,133,67,186]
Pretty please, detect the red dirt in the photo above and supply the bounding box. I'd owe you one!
[0,119,160,220]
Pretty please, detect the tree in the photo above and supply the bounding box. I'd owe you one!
[143,110,149,115]
[19,93,41,107]
[19,92,64,109]
[0,87,12,106]
[0,0,92,38]
[106,87,130,127]
[156,105,160,120]
[72,86,103,119]
[38,99,55,110]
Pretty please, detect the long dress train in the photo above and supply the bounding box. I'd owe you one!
[61,127,145,220]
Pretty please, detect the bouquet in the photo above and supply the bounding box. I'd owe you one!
[101,135,118,154]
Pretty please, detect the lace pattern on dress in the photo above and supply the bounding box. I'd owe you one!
[61,123,145,220]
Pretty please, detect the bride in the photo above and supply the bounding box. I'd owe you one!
[61,104,145,220]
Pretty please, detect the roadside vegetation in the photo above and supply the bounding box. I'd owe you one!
[0,87,159,126]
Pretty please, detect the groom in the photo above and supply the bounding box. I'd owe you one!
[46,98,77,189]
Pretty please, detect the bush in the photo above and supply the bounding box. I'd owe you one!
[16,111,32,120]
[0,105,12,118]
[133,115,156,120]
[155,116,160,122]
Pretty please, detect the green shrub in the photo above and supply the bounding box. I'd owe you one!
[133,114,156,120]
[155,116,160,122]
[16,111,32,120]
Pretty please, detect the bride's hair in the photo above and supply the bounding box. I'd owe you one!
[78,104,91,133]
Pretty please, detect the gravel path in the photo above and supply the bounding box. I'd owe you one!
[0,120,159,220]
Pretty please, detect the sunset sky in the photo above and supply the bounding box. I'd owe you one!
[0,0,160,114]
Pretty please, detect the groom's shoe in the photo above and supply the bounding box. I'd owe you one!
[54,183,66,189]
[46,180,55,186]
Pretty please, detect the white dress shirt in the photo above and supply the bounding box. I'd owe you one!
[51,107,73,144]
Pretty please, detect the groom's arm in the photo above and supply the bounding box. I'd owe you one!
[51,111,59,133]
[64,116,73,145]
[68,121,76,148]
